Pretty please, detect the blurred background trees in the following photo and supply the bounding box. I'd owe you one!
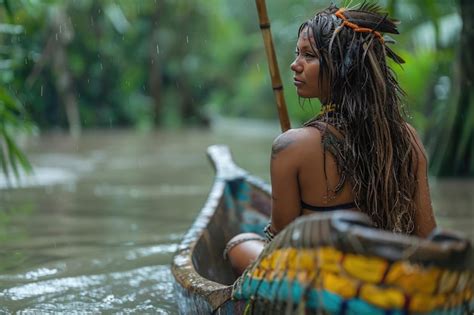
[0,0,471,177]
[0,0,34,184]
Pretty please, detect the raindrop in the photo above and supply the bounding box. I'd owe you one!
[55,33,58,41]
[256,63,260,72]
[24,58,28,65]
[40,85,43,96]
[100,63,103,70]
[90,17,94,26]
[59,24,62,33]
[186,35,189,44]
[156,44,160,55]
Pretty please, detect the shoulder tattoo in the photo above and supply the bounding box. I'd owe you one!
[271,133,295,160]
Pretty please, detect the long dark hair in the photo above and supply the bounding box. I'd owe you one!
[302,3,420,234]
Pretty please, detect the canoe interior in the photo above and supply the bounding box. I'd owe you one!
[172,145,271,314]
[192,178,271,285]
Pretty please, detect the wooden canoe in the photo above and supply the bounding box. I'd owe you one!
[171,145,474,314]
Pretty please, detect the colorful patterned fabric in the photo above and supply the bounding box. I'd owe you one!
[232,212,474,314]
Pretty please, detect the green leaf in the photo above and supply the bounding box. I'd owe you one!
[4,131,20,175]
[0,134,11,183]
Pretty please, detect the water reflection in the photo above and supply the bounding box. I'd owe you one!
[0,123,472,313]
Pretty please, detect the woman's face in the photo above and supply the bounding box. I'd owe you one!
[290,27,325,99]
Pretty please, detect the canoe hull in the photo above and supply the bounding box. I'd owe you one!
[172,145,271,314]
[172,145,474,314]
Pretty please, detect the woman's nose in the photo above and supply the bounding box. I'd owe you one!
[290,58,302,73]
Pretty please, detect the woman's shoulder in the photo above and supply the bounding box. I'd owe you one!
[272,127,324,147]
[271,127,323,159]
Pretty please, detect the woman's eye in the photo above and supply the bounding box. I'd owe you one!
[294,51,316,59]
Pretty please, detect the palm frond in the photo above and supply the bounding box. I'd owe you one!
[0,86,34,185]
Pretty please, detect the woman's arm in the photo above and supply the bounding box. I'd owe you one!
[269,129,304,233]
[407,124,437,237]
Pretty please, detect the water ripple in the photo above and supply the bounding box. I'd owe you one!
[1,265,176,313]
[125,244,178,261]
[93,184,209,198]
[0,167,76,189]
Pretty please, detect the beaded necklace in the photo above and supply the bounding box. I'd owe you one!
[318,103,336,116]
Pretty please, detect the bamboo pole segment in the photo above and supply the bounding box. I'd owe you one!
[255,0,291,132]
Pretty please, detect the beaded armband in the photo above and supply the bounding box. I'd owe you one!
[223,236,266,260]
[263,222,277,242]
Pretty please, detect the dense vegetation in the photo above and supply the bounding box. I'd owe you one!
[0,0,472,177]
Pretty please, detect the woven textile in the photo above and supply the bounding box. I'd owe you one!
[232,211,474,314]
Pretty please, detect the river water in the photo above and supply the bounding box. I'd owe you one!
[0,120,472,313]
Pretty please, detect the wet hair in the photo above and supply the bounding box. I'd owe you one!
[301,3,420,234]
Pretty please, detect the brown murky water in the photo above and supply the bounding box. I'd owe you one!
[0,120,472,313]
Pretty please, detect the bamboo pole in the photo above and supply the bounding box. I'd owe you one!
[255,0,291,132]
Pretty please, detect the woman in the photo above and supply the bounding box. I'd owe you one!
[225,3,436,275]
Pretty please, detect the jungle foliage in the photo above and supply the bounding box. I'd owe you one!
[0,0,472,177]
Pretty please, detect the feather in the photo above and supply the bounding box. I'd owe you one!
[339,1,400,34]
[357,1,385,14]
[344,12,399,34]
[383,34,396,44]
[386,46,405,64]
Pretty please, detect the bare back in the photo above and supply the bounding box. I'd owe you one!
[269,122,436,237]
[298,122,355,215]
